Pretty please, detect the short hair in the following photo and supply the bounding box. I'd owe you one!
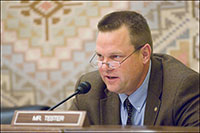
[98,11,153,53]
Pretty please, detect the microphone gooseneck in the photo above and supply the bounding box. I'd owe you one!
[48,82,91,111]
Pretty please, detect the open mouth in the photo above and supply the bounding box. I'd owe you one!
[106,76,118,79]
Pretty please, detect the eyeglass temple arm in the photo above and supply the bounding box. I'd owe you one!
[89,53,97,63]
[120,45,144,64]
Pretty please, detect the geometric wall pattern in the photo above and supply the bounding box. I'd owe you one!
[1,1,199,110]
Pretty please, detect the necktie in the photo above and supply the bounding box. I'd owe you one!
[124,98,133,125]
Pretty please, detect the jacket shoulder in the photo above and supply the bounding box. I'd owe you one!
[152,53,198,77]
[76,70,106,99]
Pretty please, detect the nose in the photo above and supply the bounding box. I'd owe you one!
[101,62,110,70]
[101,62,115,71]
[99,58,113,71]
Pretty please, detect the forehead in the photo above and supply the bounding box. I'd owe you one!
[96,26,134,55]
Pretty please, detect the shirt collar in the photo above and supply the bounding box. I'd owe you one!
[119,60,151,113]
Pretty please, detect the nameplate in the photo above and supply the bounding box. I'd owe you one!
[11,111,88,127]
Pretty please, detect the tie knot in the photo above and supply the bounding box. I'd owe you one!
[124,98,133,110]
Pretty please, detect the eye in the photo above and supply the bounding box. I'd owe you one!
[110,55,122,60]
[96,53,104,61]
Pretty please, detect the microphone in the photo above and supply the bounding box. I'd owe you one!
[48,81,91,111]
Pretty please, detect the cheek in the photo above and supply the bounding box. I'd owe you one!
[120,58,143,79]
[98,68,104,77]
[118,63,134,81]
[98,68,107,81]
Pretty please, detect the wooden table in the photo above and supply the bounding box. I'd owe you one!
[64,125,199,132]
[1,124,199,132]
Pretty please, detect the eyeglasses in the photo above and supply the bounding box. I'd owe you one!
[89,45,144,69]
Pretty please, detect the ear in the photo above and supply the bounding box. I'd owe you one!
[140,43,151,64]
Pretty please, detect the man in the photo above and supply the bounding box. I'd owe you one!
[69,11,199,126]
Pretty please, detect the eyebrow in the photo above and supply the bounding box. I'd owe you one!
[96,51,124,56]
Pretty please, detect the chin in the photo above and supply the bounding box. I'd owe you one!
[106,86,121,93]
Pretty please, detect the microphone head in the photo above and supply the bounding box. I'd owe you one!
[76,81,91,94]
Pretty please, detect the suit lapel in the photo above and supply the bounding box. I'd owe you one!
[100,90,121,125]
[144,56,163,125]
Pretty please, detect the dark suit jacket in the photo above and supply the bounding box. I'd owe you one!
[69,54,199,126]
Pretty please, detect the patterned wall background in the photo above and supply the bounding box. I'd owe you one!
[1,1,199,111]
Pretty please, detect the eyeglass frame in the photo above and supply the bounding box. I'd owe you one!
[89,44,145,69]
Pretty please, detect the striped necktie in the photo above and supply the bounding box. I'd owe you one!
[124,98,134,125]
